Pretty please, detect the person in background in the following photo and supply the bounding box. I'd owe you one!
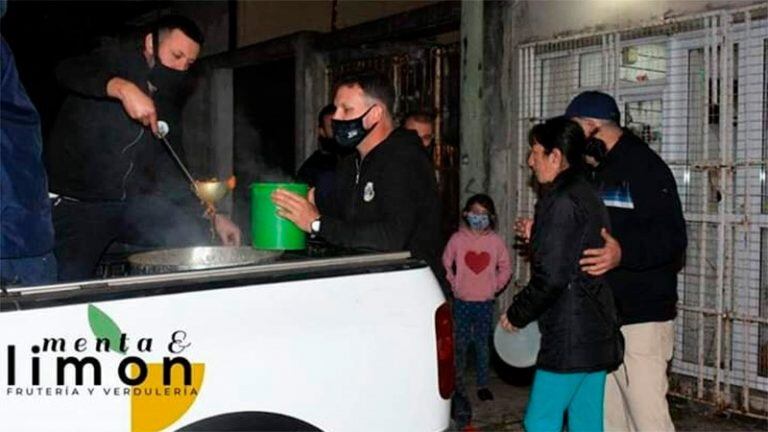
[565,91,686,432]
[272,72,442,280]
[403,110,435,151]
[296,103,347,205]
[502,117,623,432]
[443,193,512,402]
[297,103,340,186]
[47,14,241,282]
[0,23,57,286]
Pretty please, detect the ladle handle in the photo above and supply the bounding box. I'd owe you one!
[155,120,199,191]
[160,136,198,187]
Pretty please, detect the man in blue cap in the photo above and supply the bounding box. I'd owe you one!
[0,1,57,287]
[566,91,686,432]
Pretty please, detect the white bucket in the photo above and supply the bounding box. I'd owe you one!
[493,320,541,368]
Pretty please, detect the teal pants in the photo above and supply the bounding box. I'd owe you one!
[524,369,606,432]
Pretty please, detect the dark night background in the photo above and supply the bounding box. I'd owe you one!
[1,1,175,144]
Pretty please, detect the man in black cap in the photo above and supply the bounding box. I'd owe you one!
[566,91,687,432]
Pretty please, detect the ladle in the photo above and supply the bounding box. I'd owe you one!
[157,121,232,206]
[156,120,198,192]
[156,121,232,241]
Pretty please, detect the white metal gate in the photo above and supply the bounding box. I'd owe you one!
[508,4,768,418]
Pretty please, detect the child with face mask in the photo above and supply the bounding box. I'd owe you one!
[442,194,512,402]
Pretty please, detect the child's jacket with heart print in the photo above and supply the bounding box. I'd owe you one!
[442,227,512,301]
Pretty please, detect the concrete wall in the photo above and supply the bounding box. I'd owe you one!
[171,1,231,208]
[459,1,486,205]
[514,0,760,43]
[237,0,438,46]
[169,1,231,56]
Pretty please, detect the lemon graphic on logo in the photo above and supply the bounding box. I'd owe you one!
[88,305,205,432]
[129,362,204,432]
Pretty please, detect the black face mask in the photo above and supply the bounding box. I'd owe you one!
[147,31,187,98]
[585,136,608,164]
[332,105,376,149]
[148,63,187,98]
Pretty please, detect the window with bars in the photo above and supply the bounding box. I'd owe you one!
[620,43,668,84]
[579,52,602,88]
[625,99,663,153]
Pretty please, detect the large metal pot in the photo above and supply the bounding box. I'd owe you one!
[128,246,282,275]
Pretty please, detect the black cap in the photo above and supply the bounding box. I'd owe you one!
[565,91,620,123]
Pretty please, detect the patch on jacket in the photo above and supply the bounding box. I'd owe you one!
[601,181,635,209]
[363,181,375,202]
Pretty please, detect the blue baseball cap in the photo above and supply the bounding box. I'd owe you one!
[565,91,621,123]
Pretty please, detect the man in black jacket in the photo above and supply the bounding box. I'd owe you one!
[296,103,347,206]
[273,72,441,278]
[403,110,435,150]
[48,15,241,282]
[566,91,687,432]
[297,103,340,186]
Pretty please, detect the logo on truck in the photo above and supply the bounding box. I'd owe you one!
[2,304,205,432]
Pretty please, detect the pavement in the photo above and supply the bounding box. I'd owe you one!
[452,373,768,432]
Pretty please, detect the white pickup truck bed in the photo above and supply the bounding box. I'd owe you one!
[0,252,452,431]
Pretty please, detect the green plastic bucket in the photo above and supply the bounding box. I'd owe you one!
[250,182,308,250]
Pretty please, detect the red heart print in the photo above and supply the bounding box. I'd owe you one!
[464,251,490,274]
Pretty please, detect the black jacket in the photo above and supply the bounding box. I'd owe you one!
[297,149,338,187]
[297,149,339,207]
[506,169,622,373]
[316,128,442,273]
[591,131,687,325]
[47,42,156,201]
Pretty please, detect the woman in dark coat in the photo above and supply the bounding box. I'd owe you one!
[500,117,623,432]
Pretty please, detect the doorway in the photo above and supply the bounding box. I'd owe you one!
[232,59,296,245]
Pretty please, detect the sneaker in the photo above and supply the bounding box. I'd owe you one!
[477,388,494,401]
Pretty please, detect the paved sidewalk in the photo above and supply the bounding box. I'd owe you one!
[457,374,767,432]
